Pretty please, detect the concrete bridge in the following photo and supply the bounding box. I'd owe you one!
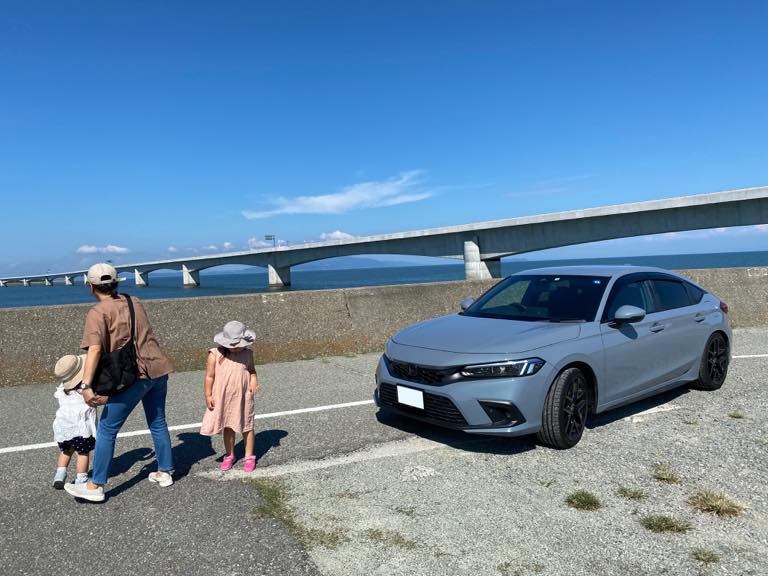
[2,185,768,289]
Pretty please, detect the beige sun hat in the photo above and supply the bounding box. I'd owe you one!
[54,354,87,390]
[86,262,125,285]
[214,320,256,349]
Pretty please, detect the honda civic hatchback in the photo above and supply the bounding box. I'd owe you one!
[375,266,731,448]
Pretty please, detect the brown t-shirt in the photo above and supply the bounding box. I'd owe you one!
[80,294,173,379]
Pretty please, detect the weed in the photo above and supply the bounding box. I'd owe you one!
[394,505,418,518]
[333,489,372,500]
[728,410,746,419]
[617,486,647,500]
[365,528,420,550]
[682,416,699,425]
[565,490,601,511]
[639,514,692,533]
[496,561,544,576]
[250,478,348,549]
[691,548,720,564]
[653,463,681,484]
[689,489,745,517]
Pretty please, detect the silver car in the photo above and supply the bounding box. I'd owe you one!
[375,266,732,448]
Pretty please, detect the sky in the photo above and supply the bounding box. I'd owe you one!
[1,0,767,276]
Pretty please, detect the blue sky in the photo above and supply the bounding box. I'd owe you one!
[1,0,767,275]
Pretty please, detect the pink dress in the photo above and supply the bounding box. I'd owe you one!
[200,347,255,435]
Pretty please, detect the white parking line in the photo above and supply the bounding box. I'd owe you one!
[733,354,768,359]
[0,399,375,455]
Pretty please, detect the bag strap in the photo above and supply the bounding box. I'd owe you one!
[123,294,136,344]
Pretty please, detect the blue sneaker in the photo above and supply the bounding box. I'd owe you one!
[52,468,67,490]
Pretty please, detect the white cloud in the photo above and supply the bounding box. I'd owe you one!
[222,241,234,251]
[242,170,432,219]
[167,246,178,253]
[320,230,355,241]
[247,237,271,249]
[76,244,130,254]
[202,245,218,251]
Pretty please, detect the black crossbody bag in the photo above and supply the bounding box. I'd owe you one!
[92,294,139,396]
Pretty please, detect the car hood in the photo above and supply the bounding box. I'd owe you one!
[390,313,582,354]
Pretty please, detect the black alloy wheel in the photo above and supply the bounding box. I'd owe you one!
[538,367,590,449]
[694,332,729,391]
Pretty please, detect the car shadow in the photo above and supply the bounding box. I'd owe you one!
[587,386,691,429]
[375,410,536,456]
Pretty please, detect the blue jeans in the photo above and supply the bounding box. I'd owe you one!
[91,375,174,485]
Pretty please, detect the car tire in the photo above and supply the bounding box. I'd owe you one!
[537,367,589,449]
[692,332,729,391]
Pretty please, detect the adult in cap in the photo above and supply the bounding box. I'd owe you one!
[64,262,175,502]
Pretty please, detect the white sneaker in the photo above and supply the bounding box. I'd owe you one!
[64,481,105,502]
[148,471,174,487]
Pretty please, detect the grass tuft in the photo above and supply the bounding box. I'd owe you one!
[617,486,647,500]
[250,478,348,549]
[691,548,720,564]
[728,410,746,419]
[653,462,681,484]
[365,528,420,550]
[689,489,745,517]
[565,490,601,511]
[682,416,699,425]
[639,514,692,533]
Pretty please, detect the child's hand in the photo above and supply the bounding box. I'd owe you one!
[206,394,215,411]
[249,382,260,395]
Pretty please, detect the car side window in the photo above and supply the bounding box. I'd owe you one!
[603,280,651,321]
[683,281,705,304]
[650,279,691,312]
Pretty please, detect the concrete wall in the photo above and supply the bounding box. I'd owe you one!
[1,267,766,387]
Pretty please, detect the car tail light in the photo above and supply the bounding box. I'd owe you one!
[719,301,729,314]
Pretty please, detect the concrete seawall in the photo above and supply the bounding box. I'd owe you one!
[1,267,766,387]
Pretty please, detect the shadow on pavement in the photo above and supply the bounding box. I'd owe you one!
[587,386,690,428]
[230,429,289,461]
[375,410,536,456]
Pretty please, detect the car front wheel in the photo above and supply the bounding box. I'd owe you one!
[537,367,589,449]
[693,332,729,391]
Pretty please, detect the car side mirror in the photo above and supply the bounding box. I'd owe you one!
[612,304,646,325]
[460,297,475,311]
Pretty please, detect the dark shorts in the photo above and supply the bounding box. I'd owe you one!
[58,436,96,455]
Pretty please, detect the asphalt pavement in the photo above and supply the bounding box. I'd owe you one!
[1,329,767,576]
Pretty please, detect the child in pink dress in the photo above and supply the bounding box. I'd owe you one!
[200,321,260,472]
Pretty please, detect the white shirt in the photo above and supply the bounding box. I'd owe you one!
[52,384,97,443]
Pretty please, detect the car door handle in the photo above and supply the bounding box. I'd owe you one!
[694,314,706,323]
[649,323,666,333]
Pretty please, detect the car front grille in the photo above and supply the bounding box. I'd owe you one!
[388,359,458,385]
[378,382,468,427]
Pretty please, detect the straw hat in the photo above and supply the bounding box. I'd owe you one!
[214,321,256,349]
[54,354,87,390]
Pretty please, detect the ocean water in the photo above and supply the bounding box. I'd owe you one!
[2,251,767,309]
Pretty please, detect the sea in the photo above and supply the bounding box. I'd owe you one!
[2,251,767,309]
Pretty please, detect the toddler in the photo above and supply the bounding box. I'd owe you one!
[52,354,97,489]
[200,321,260,472]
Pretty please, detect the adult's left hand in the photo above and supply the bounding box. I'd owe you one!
[84,388,108,407]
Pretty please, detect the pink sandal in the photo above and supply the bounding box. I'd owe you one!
[243,456,257,472]
[220,454,236,471]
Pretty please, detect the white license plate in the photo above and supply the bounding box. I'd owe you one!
[397,385,424,409]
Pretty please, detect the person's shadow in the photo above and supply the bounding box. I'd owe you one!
[227,429,289,462]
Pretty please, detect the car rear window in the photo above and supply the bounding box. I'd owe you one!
[463,274,609,322]
[683,281,705,304]
[650,279,692,311]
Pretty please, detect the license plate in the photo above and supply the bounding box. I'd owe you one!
[397,385,424,409]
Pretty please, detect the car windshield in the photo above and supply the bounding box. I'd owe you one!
[463,274,609,322]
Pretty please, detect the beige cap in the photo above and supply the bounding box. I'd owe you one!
[54,354,87,390]
[86,262,125,285]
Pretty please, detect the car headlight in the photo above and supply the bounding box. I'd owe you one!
[460,358,545,378]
